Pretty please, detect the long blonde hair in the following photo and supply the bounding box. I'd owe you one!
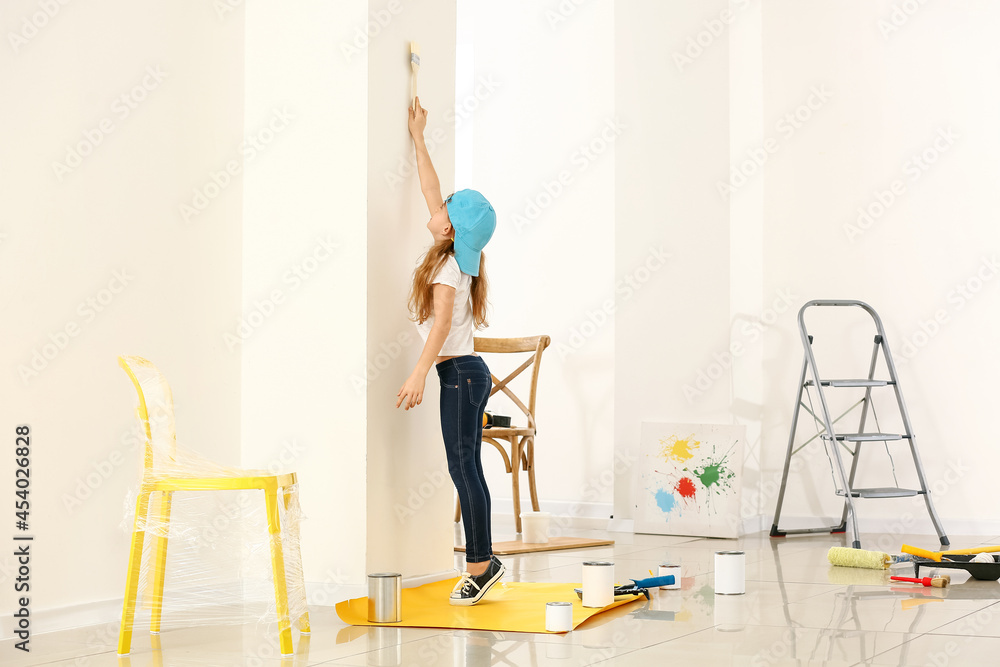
[408,238,490,328]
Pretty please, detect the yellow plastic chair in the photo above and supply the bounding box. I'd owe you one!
[116,355,309,656]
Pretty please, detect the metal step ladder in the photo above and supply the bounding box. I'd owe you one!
[770,300,949,549]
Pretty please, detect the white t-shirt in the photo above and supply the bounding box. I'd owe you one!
[414,254,476,355]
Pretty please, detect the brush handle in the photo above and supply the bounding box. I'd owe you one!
[631,575,675,589]
[891,576,931,586]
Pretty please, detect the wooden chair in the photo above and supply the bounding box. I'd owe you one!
[116,355,309,656]
[454,335,551,534]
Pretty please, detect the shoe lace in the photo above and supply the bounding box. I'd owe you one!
[452,572,481,596]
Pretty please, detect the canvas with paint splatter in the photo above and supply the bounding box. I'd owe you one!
[634,423,745,538]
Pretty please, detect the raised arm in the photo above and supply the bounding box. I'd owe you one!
[408,96,444,216]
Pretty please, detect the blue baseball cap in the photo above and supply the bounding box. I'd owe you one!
[447,189,496,277]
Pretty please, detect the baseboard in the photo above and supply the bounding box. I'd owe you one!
[606,517,634,533]
[775,515,1000,538]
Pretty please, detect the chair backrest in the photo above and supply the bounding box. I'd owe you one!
[118,355,178,474]
[473,335,551,430]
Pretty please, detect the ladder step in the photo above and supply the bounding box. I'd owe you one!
[805,379,893,387]
[838,487,924,499]
[821,433,908,442]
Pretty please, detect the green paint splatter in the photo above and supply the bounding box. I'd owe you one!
[697,464,721,488]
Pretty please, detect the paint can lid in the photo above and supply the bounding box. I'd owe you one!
[659,563,680,568]
[368,572,402,578]
[582,561,614,566]
[714,551,745,556]
[546,601,573,607]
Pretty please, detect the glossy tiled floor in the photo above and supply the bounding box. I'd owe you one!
[6,522,1000,666]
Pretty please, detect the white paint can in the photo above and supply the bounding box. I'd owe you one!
[582,561,614,608]
[545,601,574,632]
[657,563,681,589]
[714,551,745,595]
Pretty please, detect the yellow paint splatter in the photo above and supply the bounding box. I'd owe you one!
[658,435,700,463]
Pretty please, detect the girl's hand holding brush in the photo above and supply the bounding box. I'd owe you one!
[409,96,427,141]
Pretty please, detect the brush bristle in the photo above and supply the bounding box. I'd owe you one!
[930,577,948,587]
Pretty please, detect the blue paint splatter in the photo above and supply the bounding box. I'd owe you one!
[655,488,676,514]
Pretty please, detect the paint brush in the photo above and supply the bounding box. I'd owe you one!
[410,41,420,109]
[890,575,950,588]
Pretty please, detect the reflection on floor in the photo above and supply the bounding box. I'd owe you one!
[5,520,1000,666]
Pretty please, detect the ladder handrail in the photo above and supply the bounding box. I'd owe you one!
[797,300,915,440]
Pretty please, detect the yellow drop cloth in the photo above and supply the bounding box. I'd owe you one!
[335,577,638,633]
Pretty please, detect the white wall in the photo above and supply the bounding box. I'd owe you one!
[759,0,1000,536]
[365,0,458,578]
[242,0,370,598]
[463,0,618,524]
[0,0,243,627]
[613,0,734,523]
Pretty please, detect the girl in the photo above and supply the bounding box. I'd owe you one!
[396,96,504,606]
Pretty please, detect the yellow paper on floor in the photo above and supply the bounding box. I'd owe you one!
[335,578,638,633]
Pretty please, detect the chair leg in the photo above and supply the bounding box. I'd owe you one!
[149,491,172,634]
[118,491,151,656]
[283,486,310,634]
[511,437,523,534]
[526,436,540,513]
[265,489,294,656]
[454,494,462,523]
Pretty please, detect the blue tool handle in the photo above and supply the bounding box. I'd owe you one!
[631,574,674,588]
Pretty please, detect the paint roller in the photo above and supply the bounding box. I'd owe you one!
[901,544,1000,562]
[827,547,914,570]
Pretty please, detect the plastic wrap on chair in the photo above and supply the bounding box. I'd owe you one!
[117,355,308,645]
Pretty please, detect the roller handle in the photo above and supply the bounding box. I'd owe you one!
[902,544,1000,562]
[901,544,942,562]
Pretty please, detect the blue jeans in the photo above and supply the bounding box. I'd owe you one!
[436,355,493,564]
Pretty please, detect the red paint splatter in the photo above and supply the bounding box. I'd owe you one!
[675,477,696,499]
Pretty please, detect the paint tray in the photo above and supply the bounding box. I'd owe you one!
[913,554,1000,581]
